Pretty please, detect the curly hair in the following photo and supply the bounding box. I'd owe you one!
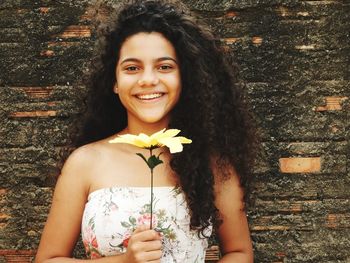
[63,0,258,236]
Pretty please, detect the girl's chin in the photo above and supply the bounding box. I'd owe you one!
[135,110,169,121]
[133,114,169,125]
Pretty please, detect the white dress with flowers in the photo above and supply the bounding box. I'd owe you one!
[81,186,212,262]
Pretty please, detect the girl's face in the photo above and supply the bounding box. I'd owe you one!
[114,32,181,134]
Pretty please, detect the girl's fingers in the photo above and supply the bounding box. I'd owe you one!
[132,229,161,243]
[126,225,163,262]
[142,239,162,251]
[133,224,149,234]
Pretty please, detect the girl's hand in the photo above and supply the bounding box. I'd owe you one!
[123,225,163,263]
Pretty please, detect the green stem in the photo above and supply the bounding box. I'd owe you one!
[150,149,153,229]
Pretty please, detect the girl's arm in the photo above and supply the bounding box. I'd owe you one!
[35,147,92,263]
[213,167,254,263]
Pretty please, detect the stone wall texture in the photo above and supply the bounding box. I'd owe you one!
[0,0,349,262]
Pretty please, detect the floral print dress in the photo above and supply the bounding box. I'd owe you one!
[81,186,212,262]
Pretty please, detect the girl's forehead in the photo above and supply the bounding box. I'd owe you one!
[119,32,177,60]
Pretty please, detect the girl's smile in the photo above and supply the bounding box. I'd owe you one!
[134,92,164,100]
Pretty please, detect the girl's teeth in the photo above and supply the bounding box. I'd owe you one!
[137,93,163,100]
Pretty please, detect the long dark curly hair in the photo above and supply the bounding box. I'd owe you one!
[63,0,258,236]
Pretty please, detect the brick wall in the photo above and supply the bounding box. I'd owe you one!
[0,1,349,262]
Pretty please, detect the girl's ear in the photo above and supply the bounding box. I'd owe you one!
[113,82,118,94]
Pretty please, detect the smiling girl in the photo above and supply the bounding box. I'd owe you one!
[35,1,258,262]
[115,32,181,134]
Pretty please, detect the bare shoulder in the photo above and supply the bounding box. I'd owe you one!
[61,146,89,178]
[59,141,109,190]
[62,138,116,173]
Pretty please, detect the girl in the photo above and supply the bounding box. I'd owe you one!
[35,1,257,262]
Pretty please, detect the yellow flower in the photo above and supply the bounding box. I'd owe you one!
[109,128,192,153]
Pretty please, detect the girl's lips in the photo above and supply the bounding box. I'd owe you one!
[135,92,165,100]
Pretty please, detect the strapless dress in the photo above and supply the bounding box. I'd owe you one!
[81,186,212,262]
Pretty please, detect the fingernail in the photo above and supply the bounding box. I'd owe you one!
[154,227,162,233]
[154,228,163,237]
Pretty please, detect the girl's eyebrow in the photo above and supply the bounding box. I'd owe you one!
[120,57,178,65]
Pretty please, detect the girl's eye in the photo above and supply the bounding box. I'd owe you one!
[158,65,173,71]
[125,66,139,71]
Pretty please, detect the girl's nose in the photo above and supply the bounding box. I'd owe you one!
[137,69,159,86]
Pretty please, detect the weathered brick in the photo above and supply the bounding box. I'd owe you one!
[253,141,348,175]
[315,96,348,111]
[279,157,321,173]
[9,110,57,118]
[54,25,91,39]
[0,250,36,263]
[20,87,54,99]
[326,213,350,229]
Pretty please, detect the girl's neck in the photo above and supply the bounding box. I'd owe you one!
[122,122,169,136]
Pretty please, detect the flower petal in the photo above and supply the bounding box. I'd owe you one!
[178,137,192,144]
[108,129,191,152]
[149,128,166,140]
[161,129,181,138]
[138,133,151,144]
[158,137,183,153]
[133,138,150,148]
[109,134,150,148]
